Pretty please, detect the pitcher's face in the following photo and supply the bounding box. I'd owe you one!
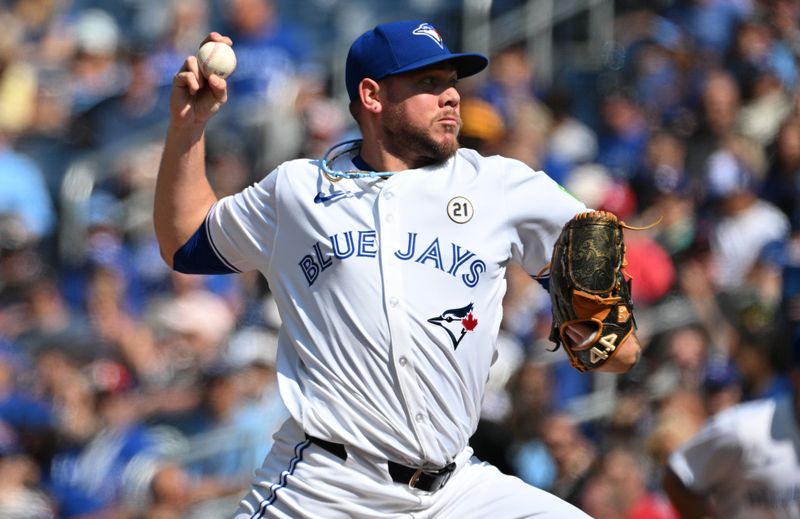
[379,64,462,165]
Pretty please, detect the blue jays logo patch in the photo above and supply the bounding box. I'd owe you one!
[412,23,444,49]
[428,303,478,350]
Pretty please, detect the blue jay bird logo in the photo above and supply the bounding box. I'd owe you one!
[412,23,445,49]
[428,303,478,350]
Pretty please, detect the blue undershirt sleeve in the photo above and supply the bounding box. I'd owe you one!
[172,220,238,274]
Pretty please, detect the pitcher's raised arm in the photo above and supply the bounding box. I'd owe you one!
[154,32,233,265]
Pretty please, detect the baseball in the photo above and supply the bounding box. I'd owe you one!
[196,41,237,79]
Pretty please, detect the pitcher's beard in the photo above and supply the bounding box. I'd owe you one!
[383,111,459,169]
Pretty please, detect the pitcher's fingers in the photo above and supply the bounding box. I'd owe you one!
[200,31,233,47]
[174,56,205,93]
[208,74,228,103]
[185,55,205,89]
[174,69,201,95]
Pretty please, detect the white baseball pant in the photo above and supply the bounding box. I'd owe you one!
[233,418,590,518]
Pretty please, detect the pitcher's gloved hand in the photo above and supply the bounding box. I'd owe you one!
[544,211,636,372]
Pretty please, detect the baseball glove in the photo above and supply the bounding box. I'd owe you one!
[543,210,636,372]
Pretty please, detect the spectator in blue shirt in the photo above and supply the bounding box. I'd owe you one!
[0,137,55,241]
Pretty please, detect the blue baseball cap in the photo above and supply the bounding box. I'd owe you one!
[346,21,489,101]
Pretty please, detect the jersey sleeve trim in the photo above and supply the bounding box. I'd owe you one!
[204,208,242,273]
[264,167,282,278]
[172,214,241,274]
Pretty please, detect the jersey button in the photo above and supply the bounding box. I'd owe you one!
[386,214,394,223]
[415,413,425,423]
[398,356,407,366]
[389,297,399,307]
[384,191,394,200]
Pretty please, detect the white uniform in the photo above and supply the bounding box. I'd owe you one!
[206,147,588,518]
[668,395,800,519]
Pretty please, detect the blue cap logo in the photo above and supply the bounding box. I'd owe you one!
[412,23,444,49]
[345,20,489,101]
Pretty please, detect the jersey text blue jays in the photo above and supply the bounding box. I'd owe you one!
[298,230,486,288]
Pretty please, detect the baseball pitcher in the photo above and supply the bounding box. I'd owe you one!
[154,20,642,518]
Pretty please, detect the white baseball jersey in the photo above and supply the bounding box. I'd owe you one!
[204,146,585,468]
[668,395,800,519]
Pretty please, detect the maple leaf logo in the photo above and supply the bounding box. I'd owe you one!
[461,312,478,331]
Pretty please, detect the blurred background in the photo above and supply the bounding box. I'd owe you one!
[0,0,799,517]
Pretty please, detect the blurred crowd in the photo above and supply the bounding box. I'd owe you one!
[1,0,800,517]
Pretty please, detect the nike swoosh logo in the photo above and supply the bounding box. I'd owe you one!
[314,191,349,204]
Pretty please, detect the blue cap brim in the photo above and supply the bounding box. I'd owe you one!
[386,52,489,81]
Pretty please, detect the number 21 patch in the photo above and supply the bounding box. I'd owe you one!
[447,196,474,224]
